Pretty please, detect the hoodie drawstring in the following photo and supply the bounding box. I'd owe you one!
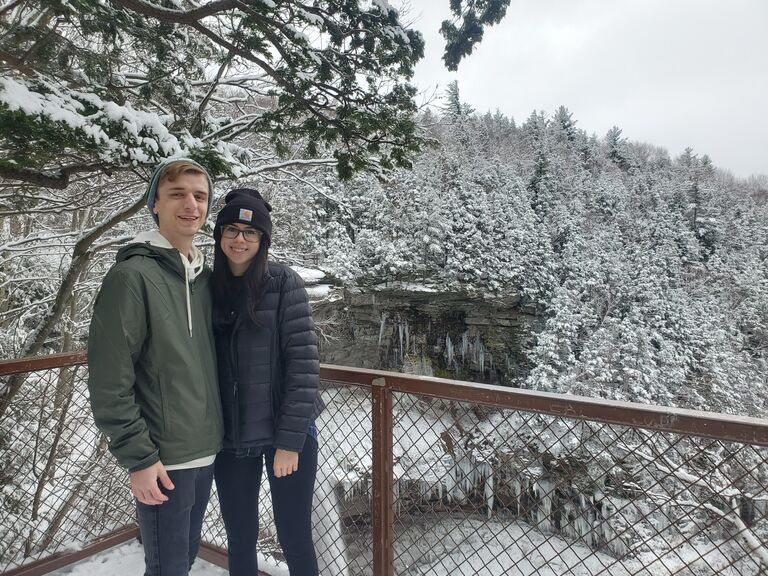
[181,252,204,338]
[185,268,193,337]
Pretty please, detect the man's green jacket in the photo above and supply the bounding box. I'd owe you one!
[88,241,223,472]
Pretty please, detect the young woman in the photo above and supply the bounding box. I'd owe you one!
[212,188,324,576]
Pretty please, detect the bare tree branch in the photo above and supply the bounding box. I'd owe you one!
[0,192,146,418]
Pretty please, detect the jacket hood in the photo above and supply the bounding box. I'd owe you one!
[118,231,205,278]
[117,231,206,336]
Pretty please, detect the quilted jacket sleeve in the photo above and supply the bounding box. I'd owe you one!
[274,268,320,452]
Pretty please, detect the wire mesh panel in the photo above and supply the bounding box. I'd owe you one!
[315,380,374,576]
[4,356,768,576]
[1,362,364,576]
[389,392,768,576]
[0,362,135,573]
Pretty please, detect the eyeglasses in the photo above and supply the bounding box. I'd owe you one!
[221,225,262,243]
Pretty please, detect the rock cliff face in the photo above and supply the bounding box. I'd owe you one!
[311,286,540,386]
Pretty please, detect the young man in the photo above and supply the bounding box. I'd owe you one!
[88,159,223,576]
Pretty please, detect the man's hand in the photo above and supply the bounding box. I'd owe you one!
[273,449,299,478]
[130,461,174,505]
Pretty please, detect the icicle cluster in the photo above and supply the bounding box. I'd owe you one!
[441,330,494,377]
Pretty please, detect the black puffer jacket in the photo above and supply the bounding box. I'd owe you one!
[214,262,323,453]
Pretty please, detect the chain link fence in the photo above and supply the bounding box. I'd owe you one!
[1,357,136,572]
[0,357,359,575]
[3,355,768,575]
[387,393,768,575]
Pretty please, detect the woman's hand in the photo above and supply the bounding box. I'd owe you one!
[273,449,299,478]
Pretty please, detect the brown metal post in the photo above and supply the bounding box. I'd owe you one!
[371,377,394,576]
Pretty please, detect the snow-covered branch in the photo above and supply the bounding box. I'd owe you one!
[242,158,337,175]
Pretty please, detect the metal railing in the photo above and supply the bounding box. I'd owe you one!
[2,354,768,575]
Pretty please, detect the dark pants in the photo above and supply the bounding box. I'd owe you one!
[135,464,214,576]
[215,436,319,576]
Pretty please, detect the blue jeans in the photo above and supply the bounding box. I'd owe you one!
[135,464,214,576]
[215,436,319,576]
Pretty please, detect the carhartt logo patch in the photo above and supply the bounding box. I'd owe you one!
[239,208,253,221]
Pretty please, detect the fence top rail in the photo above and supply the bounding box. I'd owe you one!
[3,352,767,446]
[0,351,87,376]
[320,364,768,446]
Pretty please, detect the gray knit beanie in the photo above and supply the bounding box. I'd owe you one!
[145,158,214,224]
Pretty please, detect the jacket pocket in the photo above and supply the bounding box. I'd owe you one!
[157,369,169,435]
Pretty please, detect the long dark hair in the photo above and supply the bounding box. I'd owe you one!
[213,230,271,324]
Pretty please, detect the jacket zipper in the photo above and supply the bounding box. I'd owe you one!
[230,313,242,449]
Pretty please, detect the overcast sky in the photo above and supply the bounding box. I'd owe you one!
[409,0,767,178]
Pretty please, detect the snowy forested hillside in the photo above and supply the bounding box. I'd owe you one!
[4,4,767,574]
[266,90,768,415]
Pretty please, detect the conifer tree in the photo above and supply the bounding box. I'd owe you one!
[0,0,426,184]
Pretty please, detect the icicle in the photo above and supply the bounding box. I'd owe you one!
[574,501,590,541]
[461,332,469,363]
[512,477,522,512]
[462,457,474,495]
[591,492,604,548]
[611,537,628,558]
[419,355,432,376]
[600,500,613,548]
[535,478,554,533]
[378,312,388,348]
[445,333,454,366]
[482,464,494,519]
[398,319,403,361]
[442,455,455,503]
[405,320,411,354]
[479,345,485,374]
[561,502,574,539]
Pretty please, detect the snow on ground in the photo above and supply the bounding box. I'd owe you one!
[385,512,747,576]
[291,265,339,300]
[394,513,632,575]
[46,514,747,576]
[372,281,439,292]
[306,283,336,299]
[292,266,326,284]
[47,541,224,576]
[47,540,289,576]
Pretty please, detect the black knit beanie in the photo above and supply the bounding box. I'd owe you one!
[214,188,272,243]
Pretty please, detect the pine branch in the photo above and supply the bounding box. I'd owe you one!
[0,49,35,75]
[109,0,237,23]
[0,164,103,189]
